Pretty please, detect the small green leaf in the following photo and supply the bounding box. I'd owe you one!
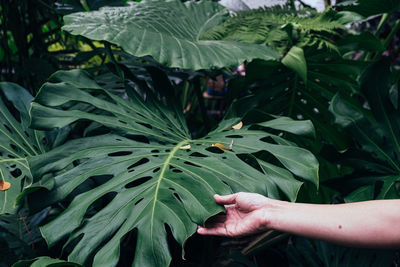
[282,46,307,83]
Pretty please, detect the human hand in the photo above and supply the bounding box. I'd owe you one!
[197,192,273,237]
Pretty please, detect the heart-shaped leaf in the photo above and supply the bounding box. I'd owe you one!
[62,0,280,70]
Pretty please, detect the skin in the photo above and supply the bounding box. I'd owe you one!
[197,192,400,249]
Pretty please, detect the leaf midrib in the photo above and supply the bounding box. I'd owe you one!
[149,139,189,260]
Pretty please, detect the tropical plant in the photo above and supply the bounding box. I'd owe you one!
[328,59,400,201]
[1,0,400,266]
[23,69,318,266]
[61,0,280,70]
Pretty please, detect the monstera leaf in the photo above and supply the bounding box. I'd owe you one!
[0,83,48,214]
[329,59,400,201]
[62,0,280,70]
[226,49,367,152]
[27,69,318,267]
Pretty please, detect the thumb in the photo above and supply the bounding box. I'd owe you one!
[214,193,238,205]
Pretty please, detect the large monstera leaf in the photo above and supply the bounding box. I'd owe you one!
[329,59,400,201]
[62,0,280,70]
[27,69,318,267]
[0,83,46,214]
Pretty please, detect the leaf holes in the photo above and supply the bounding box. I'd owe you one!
[151,149,160,157]
[33,145,39,151]
[127,158,149,170]
[153,167,160,173]
[3,124,12,134]
[158,141,166,145]
[189,152,207,158]
[222,156,227,159]
[206,147,224,154]
[116,138,122,141]
[24,131,30,137]
[172,169,183,173]
[173,192,182,203]
[108,151,133,157]
[168,187,175,191]
[125,134,149,144]
[10,144,18,152]
[165,149,171,153]
[91,175,114,186]
[135,198,144,205]
[125,176,152,188]
[136,112,146,119]
[42,138,48,146]
[11,168,22,178]
[119,120,128,125]
[137,122,152,129]
[7,154,15,159]
[222,180,229,186]
[183,161,201,168]
[225,135,243,138]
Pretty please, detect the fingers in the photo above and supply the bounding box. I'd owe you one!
[214,193,238,205]
[197,225,227,236]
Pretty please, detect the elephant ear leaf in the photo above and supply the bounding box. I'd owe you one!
[27,69,318,267]
[62,0,280,70]
[0,83,47,214]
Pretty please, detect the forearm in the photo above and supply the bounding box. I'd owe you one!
[265,199,400,248]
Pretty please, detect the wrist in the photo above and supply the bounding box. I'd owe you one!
[260,199,290,230]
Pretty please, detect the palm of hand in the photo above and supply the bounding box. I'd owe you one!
[197,193,269,237]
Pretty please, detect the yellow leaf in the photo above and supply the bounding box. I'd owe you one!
[179,144,191,150]
[231,121,243,130]
[210,143,229,151]
[0,180,11,191]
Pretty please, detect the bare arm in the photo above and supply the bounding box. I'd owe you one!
[197,193,400,249]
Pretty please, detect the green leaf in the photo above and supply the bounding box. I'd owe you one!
[337,0,400,17]
[282,46,307,83]
[26,69,318,267]
[62,0,280,70]
[232,50,366,151]
[329,59,400,200]
[0,83,46,214]
[338,31,385,53]
[12,256,81,267]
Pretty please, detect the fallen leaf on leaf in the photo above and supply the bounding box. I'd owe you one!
[231,121,243,130]
[179,144,191,150]
[0,180,11,191]
[210,143,229,151]
[228,139,234,150]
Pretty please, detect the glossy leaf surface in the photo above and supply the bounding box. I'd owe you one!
[62,0,280,70]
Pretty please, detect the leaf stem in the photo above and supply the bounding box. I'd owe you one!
[373,19,400,61]
[194,77,210,131]
[288,75,298,118]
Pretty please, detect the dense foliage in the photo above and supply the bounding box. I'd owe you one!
[1,0,399,266]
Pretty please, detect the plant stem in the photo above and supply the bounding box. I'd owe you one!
[288,75,298,118]
[373,19,400,61]
[375,13,389,37]
[194,77,209,131]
